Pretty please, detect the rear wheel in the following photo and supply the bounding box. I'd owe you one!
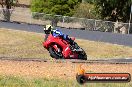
[49,46,64,59]
[78,53,87,60]
[71,43,87,60]
[78,49,87,60]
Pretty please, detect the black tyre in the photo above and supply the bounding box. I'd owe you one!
[83,52,87,60]
[78,49,87,60]
[49,46,64,59]
[79,53,87,60]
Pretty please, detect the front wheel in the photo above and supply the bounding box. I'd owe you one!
[49,46,64,59]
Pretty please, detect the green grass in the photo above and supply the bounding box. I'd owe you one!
[0,28,132,59]
[0,75,131,87]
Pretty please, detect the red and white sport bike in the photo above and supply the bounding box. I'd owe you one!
[43,28,87,60]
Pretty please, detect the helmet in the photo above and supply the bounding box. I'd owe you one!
[44,24,53,34]
[46,24,53,31]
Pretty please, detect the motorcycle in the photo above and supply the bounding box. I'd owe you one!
[43,28,87,60]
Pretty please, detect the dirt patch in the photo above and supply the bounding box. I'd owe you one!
[0,60,131,80]
[18,0,31,5]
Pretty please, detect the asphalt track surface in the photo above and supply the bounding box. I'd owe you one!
[0,21,132,47]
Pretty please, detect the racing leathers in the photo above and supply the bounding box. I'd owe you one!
[51,28,74,45]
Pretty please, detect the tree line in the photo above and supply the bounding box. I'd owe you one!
[31,0,131,22]
[0,0,131,22]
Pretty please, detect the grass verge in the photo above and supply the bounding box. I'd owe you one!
[0,28,132,59]
[0,75,131,87]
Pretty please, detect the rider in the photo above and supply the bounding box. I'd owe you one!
[44,24,75,46]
